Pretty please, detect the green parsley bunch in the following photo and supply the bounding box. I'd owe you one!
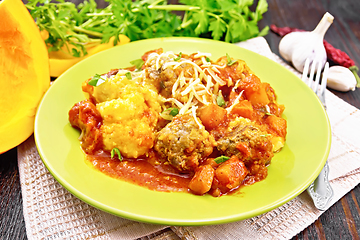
[26,0,269,57]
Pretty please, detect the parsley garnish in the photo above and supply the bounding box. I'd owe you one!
[111,147,123,161]
[169,108,179,116]
[160,107,179,120]
[214,156,230,164]
[88,74,106,87]
[163,107,179,117]
[216,95,225,107]
[205,56,211,62]
[174,52,182,61]
[130,59,144,70]
[226,53,237,66]
[260,134,272,137]
[125,72,132,79]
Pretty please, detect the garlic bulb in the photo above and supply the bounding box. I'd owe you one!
[279,12,334,73]
[326,66,357,92]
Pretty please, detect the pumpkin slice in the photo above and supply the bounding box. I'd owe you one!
[0,0,50,153]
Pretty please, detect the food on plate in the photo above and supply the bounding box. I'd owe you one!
[69,48,287,196]
[0,0,50,153]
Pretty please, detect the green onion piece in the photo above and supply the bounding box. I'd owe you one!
[226,53,237,66]
[162,107,179,116]
[111,147,122,161]
[168,108,179,116]
[216,95,225,107]
[260,134,272,137]
[205,56,211,62]
[88,73,106,87]
[160,107,179,120]
[214,156,230,164]
[130,59,144,70]
[125,72,132,79]
[174,52,182,61]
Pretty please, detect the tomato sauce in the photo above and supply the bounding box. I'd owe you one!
[87,150,193,193]
[86,150,268,195]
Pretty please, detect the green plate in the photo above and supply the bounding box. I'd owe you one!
[34,37,331,226]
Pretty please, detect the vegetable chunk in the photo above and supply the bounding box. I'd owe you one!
[265,115,287,138]
[230,100,253,119]
[189,165,215,195]
[215,156,248,189]
[198,104,227,130]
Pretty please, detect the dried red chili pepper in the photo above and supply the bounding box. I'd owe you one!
[270,24,360,87]
[270,24,304,36]
[322,41,354,68]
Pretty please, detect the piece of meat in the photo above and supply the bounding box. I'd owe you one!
[154,114,216,172]
[214,117,274,166]
[145,65,178,98]
[68,100,103,154]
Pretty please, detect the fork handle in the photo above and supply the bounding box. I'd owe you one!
[307,161,334,211]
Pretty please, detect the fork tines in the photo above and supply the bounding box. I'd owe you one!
[301,58,329,98]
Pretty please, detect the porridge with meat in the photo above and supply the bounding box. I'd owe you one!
[69,49,287,197]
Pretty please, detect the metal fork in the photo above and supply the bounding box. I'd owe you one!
[302,58,333,211]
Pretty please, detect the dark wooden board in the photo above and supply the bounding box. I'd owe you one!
[1,0,359,239]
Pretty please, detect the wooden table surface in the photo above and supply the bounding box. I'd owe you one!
[1,0,360,239]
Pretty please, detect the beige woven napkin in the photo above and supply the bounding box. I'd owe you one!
[18,37,360,240]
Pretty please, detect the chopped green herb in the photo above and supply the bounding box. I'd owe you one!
[125,72,132,79]
[169,108,179,116]
[265,112,272,116]
[130,59,144,70]
[214,156,230,164]
[216,95,225,107]
[260,134,272,137]
[226,53,237,66]
[88,74,106,87]
[160,107,179,120]
[174,52,182,61]
[163,107,179,116]
[205,56,211,62]
[111,147,122,160]
[88,79,98,87]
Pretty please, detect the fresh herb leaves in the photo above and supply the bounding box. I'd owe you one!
[26,0,269,57]
[125,72,132,79]
[168,108,179,116]
[216,95,225,107]
[214,156,230,164]
[163,107,179,116]
[174,52,182,61]
[130,58,144,70]
[88,73,106,86]
[111,147,122,160]
[260,134,271,137]
[226,53,237,66]
[160,107,179,120]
